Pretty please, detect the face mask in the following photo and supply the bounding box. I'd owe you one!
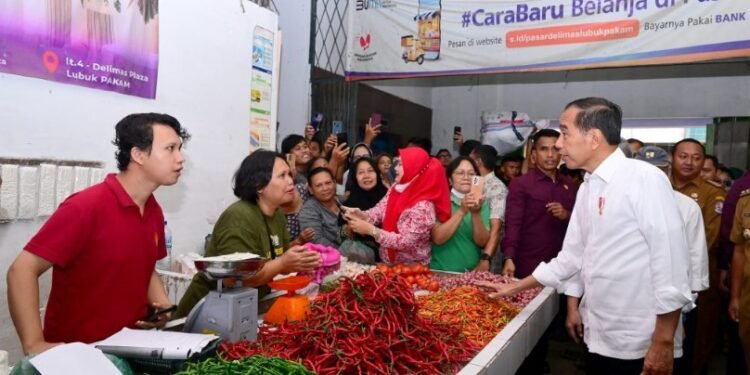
[451,188,465,199]
[394,182,411,193]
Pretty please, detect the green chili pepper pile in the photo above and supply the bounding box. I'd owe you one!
[220,272,481,374]
[174,355,313,375]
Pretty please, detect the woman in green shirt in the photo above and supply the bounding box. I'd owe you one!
[175,151,321,318]
[430,157,490,272]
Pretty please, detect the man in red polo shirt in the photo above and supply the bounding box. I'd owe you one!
[7,113,190,355]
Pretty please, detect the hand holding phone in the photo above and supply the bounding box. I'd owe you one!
[142,305,177,322]
[365,118,382,144]
[332,120,343,135]
[336,132,348,146]
[371,113,382,126]
[304,123,315,141]
[311,112,324,131]
[286,153,296,172]
[453,126,462,143]
[471,175,484,197]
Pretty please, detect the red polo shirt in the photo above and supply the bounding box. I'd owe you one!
[25,174,166,343]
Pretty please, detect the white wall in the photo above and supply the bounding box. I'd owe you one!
[0,0,276,364]
[276,0,312,144]
[430,62,750,153]
[365,78,433,109]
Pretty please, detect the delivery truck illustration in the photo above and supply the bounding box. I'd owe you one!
[401,0,441,64]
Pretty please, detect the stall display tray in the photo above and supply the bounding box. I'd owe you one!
[458,287,559,375]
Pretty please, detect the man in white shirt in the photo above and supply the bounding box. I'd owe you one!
[634,146,709,296]
[634,146,710,373]
[571,145,707,374]
[480,97,692,375]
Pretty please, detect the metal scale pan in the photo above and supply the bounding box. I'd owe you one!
[194,255,267,280]
[185,253,267,342]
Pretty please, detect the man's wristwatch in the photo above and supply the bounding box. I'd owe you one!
[479,253,492,263]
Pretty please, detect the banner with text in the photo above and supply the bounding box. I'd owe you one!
[0,0,159,98]
[346,0,750,80]
[250,26,275,151]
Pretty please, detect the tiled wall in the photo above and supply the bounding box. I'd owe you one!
[0,159,105,222]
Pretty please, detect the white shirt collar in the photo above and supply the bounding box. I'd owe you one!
[588,148,626,183]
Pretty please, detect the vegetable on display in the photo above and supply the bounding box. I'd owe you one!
[439,271,541,308]
[417,286,520,346]
[374,263,441,291]
[221,272,481,374]
[174,355,313,375]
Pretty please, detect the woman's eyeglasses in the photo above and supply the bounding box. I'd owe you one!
[453,171,476,178]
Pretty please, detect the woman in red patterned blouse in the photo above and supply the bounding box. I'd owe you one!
[344,147,451,264]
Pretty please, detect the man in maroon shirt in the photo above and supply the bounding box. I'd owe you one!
[7,113,190,355]
[501,129,578,278]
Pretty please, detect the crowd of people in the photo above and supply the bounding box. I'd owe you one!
[5,97,750,375]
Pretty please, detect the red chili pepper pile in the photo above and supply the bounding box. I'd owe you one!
[220,272,481,374]
[438,271,541,308]
[417,286,520,346]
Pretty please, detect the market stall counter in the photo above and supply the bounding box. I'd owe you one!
[157,259,559,374]
[458,286,559,375]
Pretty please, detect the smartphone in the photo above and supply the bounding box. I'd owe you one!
[471,175,484,196]
[336,132,348,146]
[371,113,382,125]
[311,112,323,131]
[453,126,462,142]
[332,120,343,134]
[143,305,177,322]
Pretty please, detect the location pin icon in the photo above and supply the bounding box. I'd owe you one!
[42,51,59,74]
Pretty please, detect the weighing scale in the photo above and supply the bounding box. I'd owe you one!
[183,256,266,342]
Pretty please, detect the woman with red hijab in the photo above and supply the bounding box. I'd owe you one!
[344,147,451,264]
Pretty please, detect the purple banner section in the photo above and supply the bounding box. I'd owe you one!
[0,1,159,99]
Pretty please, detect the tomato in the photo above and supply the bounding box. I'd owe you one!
[406,275,415,285]
[428,281,440,292]
[415,265,423,275]
[400,265,410,276]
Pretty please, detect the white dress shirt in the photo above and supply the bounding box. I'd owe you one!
[674,192,709,305]
[669,191,709,354]
[533,148,692,360]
